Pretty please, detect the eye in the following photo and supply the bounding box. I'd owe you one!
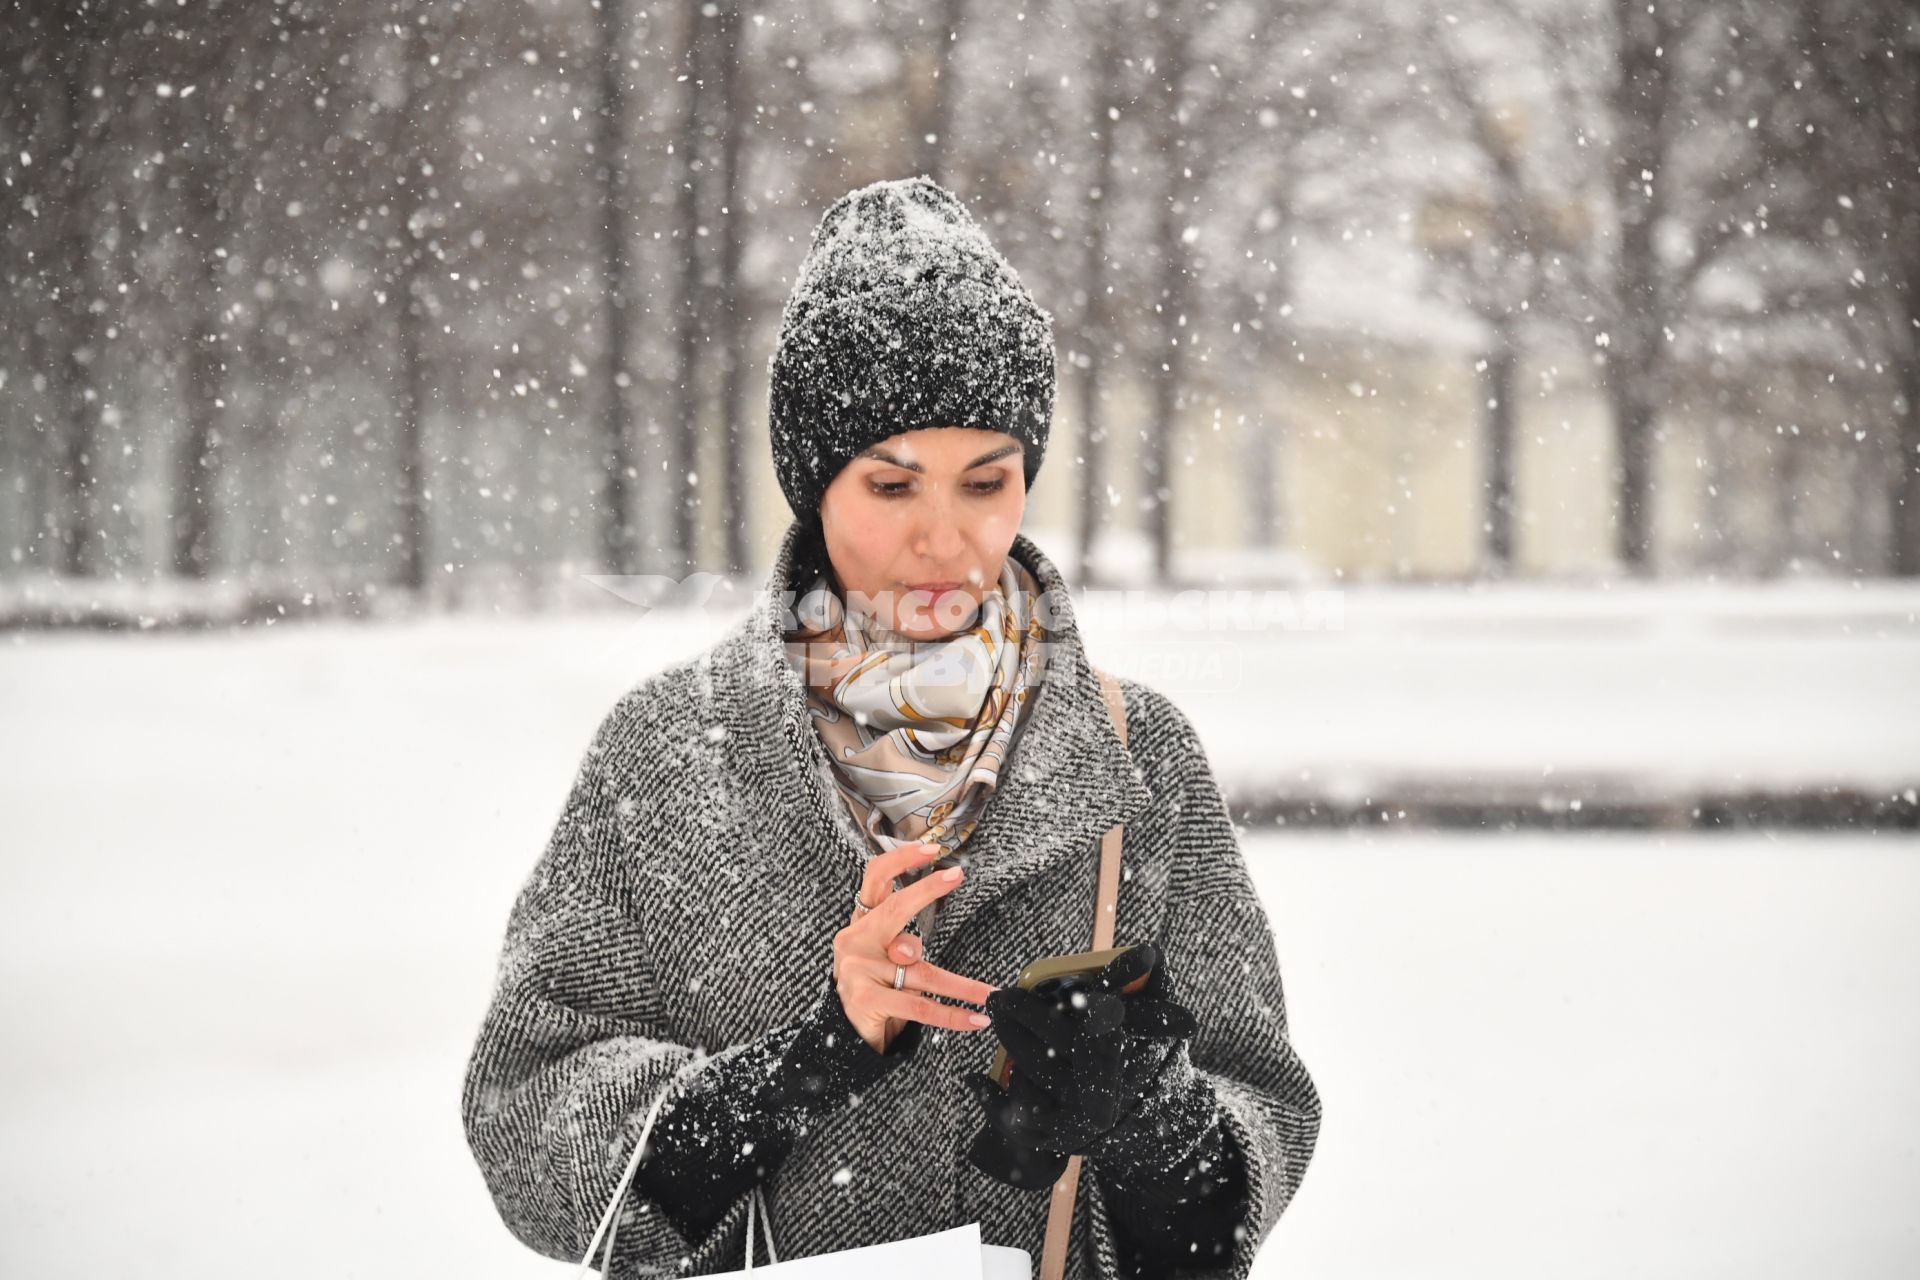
[868,478,1008,498]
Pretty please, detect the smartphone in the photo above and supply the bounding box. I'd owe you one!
[987,944,1150,1090]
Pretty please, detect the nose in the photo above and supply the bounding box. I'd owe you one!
[911,489,967,563]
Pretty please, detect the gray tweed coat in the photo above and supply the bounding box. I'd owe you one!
[461,518,1321,1278]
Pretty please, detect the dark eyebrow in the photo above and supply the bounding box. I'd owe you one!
[857,443,1023,473]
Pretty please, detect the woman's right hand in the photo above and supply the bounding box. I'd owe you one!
[832,842,997,1054]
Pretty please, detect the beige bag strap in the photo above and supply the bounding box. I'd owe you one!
[1038,666,1129,1280]
[1089,668,1127,952]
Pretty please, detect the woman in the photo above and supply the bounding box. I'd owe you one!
[460,176,1320,1279]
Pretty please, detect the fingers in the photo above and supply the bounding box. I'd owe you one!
[857,842,943,912]
[1095,944,1195,1038]
[848,948,996,1010]
[873,986,995,1034]
[992,984,1125,1041]
[883,933,997,1005]
[1123,996,1198,1040]
[985,986,1125,1097]
[865,860,966,938]
[991,1012,1071,1096]
[1097,941,1161,996]
[897,957,998,1009]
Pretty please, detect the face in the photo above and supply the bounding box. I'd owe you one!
[818,426,1027,640]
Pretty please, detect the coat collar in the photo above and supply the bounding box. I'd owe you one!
[708,517,1152,948]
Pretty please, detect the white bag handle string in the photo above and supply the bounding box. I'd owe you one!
[573,1054,781,1278]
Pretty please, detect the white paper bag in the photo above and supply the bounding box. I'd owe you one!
[699,1222,1029,1279]
[981,1242,1035,1280]
[575,1057,1032,1280]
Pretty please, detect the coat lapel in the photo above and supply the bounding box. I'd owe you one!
[709,518,1152,951]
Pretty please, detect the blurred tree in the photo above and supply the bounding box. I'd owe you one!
[1895,13,1920,574]
[910,0,970,186]
[1420,0,1595,576]
[1,0,1909,602]
[597,0,640,576]
[389,0,442,592]
[1069,0,1131,585]
[667,0,707,575]
[714,0,752,575]
[5,2,134,576]
[1775,1,1920,573]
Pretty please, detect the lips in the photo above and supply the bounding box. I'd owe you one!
[909,581,964,594]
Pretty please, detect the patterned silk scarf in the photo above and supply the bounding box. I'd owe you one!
[782,555,1051,934]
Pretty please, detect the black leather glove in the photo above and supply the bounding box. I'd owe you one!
[963,942,1198,1190]
[962,1060,1077,1189]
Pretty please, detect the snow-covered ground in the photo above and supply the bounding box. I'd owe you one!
[1,597,1916,1277]
[1074,576,1920,802]
[11,567,1915,802]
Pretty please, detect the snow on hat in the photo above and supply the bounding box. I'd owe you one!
[767,175,1055,527]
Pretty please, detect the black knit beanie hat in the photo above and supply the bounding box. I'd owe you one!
[768,175,1056,534]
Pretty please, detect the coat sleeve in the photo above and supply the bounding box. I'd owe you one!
[459,706,918,1276]
[1086,689,1323,1279]
[1095,1094,1250,1274]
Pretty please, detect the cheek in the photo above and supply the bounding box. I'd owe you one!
[825,492,900,584]
[977,483,1025,528]
[848,489,914,542]
[964,492,1024,564]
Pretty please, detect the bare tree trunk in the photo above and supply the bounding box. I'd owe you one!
[669,0,707,572]
[52,52,104,577]
[914,0,969,183]
[53,260,101,575]
[1250,210,1303,560]
[1143,231,1184,584]
[394,257,430,589]
[11,309,55,568]
[1604,0,1680,576]
[1226,209,1291,561]
[597,0,638,573]
[393,6,433,592]
[1698,409,1735,573]
[1897,314,1920,575]
[1481,330,1519,574]
[1771,414,1805,576]
[1143,13,1195,585]
[1844,424,1879,575]
[1073,7,1122,586]
[1891,19,1920,575]
[1607,366,1661,572]
[715,0,751,575]
[171,144,229,579]
[393,252,430,589]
